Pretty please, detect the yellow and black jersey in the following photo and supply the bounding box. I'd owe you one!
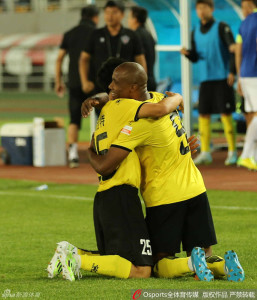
[112,110,206,207]
[94,97,143,192]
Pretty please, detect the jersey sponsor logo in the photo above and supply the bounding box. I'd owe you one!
[140,239,152,255]
[121,35,130,44]
[100,37,105,43]
[121,125,132,136]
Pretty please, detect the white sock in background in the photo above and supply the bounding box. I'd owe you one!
[69,143,78,160]
[255,147,257,162]
[241,116,257,159]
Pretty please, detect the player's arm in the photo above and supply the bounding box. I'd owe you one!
[88,131,200,176]
[180,30,199,62]
[82,92,183,119]
[81,93,109,117]
[87,145,129,177]
[79,51,95,94]
[188,135,199,156]
[134,54,147,73]
[219,22,236,86]
[137,92,184,120]
[88,120,149,176]
[55,49,66,97]
[235,34,243,77]
[235,35,243,96]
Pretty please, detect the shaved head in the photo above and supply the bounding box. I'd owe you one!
[109,62,149,100]
[115,62,147,85]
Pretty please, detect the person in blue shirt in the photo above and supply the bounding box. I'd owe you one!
[234,0,256,127]
[181,0,237,166]
[236,0,257,171]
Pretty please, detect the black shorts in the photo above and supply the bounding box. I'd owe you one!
[93,185,153,266]
[145,192,217,255]
[198,80,235,114]
[69,87,90,129]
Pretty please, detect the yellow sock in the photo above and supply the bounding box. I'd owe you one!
[77,248,99,256]
[206,255,226,278]
[80,254,132,279]
[199,116,211,152]
[154,257,191,278]
[221,115,236,151]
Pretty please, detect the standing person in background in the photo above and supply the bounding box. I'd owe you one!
[128,6,157,91]
[181,0,237,166]
[236,0,257,170]
[79,0,147,116]
[55,5,99,168]
[235,0,256,127]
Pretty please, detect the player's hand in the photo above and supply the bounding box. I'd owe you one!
[188,135,199,156]
[227,73,235,87]
[165,91,184,113]
[237,80,244,96]
[55,82,65,98]
[180,47,189,56]
[82,81,95,94]
[229,43,236,53]
[81,97,100,118]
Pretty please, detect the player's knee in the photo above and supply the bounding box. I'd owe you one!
[129,266,151,278]
[139,266,151,278]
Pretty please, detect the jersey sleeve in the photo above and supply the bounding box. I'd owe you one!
[132,31,144,56]
[185,29,199,62]
[111,119,150,152]
[236,33,243,44]
[83,30,95,54]
[219,22,235,46]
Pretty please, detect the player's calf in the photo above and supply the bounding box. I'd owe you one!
[191,247,214,282]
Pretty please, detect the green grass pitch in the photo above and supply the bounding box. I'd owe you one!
[0,179,256,299]
[0,92,91,143]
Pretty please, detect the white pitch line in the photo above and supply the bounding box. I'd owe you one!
[0,191,256,211]
[0,191,94,201]
[212,205,257,211]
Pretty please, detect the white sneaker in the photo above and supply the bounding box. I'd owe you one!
[46,241,78,279]
[194,152,212,165]
[46,250,62,278]
[225,151,238,166]
[56,242,81,281]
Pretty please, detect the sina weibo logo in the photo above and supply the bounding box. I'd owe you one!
[132,289,142,299]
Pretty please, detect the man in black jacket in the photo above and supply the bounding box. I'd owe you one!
[55,5,99,168]
[79,1,146,100]
[128,6,157,91]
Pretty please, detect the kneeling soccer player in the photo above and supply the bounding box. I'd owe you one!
[86,62,245,282]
